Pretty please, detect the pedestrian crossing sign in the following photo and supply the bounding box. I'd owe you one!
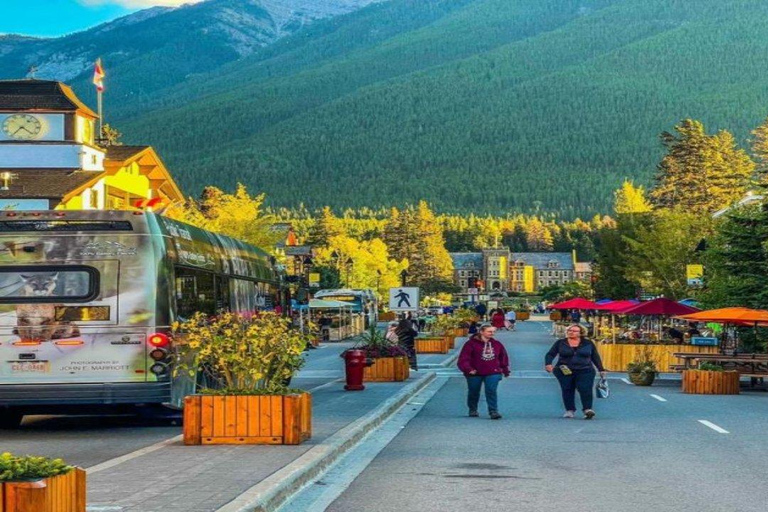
[389,287,420,312]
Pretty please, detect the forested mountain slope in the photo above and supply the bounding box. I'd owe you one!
[115,0,768,217]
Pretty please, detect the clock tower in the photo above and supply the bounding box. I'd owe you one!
[0,79,106,209]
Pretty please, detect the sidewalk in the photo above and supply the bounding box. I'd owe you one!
[85,339,462,512]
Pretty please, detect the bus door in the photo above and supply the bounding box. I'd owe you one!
[0,260,149,385]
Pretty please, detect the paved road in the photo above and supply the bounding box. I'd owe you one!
[328,321,768,512]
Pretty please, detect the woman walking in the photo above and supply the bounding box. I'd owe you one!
[458,324,510,419]
[491,308,506,330]
[545,324,606,419]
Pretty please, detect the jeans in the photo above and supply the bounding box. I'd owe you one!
[554,368,596,411]
[466,374,502,413]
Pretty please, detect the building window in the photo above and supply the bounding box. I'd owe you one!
[88,189,99,209]
[460,280,466,287]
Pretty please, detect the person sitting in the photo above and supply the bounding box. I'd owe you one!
[687,322,702,338]
[665,325,684,343]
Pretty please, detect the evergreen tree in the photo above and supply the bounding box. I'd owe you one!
[651,119,754,215]
[751,115,768,182]
[703,202,768,309]
[307,206,345,247]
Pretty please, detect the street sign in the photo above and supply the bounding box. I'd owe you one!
[389,287,419,311]
[309,272,320,288]
[686,264,704,287]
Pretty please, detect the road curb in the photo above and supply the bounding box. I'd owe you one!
[216,372,437,512]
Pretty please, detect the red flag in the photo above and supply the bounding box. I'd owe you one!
[93,59,105,92]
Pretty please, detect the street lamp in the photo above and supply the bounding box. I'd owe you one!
[400,269,409,287]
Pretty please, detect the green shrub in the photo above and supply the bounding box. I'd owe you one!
[0,453,73,482]
[698,362,725,372]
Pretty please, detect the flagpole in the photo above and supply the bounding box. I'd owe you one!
[97,88,103,141]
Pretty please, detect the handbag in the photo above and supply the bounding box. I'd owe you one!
[596,377,610,399]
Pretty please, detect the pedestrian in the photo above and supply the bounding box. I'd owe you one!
[504,309,517,331]
[491,308,506,330]
[386,321,399,343]
[397,316,419,371]
[458,324,510,419]
[475,302,487,321]
[545,324,606,419]
[570,309,581,324]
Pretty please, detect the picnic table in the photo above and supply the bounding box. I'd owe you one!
[672,353,768,382]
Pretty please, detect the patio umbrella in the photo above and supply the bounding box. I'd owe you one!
[549,298,599,310]
[621,298,699,316]
[676,307,768,325]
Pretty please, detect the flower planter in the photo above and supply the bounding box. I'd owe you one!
[443,335,456,350]
[549,311,562,321]
[183,392,312,445]
[595,343,719,372]
[516,311,530,321]
[416,337,449,354]
[363,356,410,382]
[1,469,86,512]
[682,370,740,395]
[627,371,656,386]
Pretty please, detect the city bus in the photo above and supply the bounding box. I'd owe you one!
[0,210,283,428]
[314,288,378,326]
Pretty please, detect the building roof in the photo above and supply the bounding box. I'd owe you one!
[0,169,98,199]
[0,79,98,119]
[450,252,483,269]
[511,252,574,270]
[104,145,150,162]
[575,262,592,272]
[284,245,313,256]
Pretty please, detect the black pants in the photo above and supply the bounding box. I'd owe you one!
[554,367,595,411]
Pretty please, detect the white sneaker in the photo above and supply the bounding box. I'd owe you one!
[563,411,575,419]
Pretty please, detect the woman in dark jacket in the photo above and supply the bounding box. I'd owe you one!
[458,324,510,419]
[397,317,419,371]
[545,324,606,419]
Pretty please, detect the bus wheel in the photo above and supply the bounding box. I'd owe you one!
[0,410,23,429]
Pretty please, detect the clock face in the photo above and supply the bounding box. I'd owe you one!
[2,114,43,140]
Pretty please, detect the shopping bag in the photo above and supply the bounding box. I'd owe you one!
[596,378,610,399]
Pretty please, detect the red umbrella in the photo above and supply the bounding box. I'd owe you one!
[549,298,599,310]
[593,300,640,312]
[620,298,699,316]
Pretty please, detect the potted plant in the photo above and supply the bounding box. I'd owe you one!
[682,362,740,395]
[349,326,410,382]
[626,346,658,386]
[177,311,315,446]
[0,452,86,511]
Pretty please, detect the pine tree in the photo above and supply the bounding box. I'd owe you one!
[526,218,554,251]
[307,207,345,247]
[651,119,754,214]
[750,115,768,182]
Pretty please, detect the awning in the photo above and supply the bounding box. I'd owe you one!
[309,299,356,309]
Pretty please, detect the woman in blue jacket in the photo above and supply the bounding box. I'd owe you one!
[545,324,606,419]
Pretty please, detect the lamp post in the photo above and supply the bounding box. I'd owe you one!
[400,269,409,287]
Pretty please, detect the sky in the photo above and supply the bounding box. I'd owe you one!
[0,0,200,38]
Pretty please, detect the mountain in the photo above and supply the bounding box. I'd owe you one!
[0,0,380,112]
[4,0,768,218]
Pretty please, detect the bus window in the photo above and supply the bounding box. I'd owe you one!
[231,278,257,313]
[0,266,99,303]
[175,267,216,318]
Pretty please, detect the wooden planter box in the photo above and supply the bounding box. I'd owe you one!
[443,335,456,349]
[416,337,449,354]
[516,312,530,321]
[364,356,410,382]
[379,311,396,321]
[549,311,562,321]
[595,343,719,372]
[0,469,86,512]
[682,370,740,395]
[184,392,312,445]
